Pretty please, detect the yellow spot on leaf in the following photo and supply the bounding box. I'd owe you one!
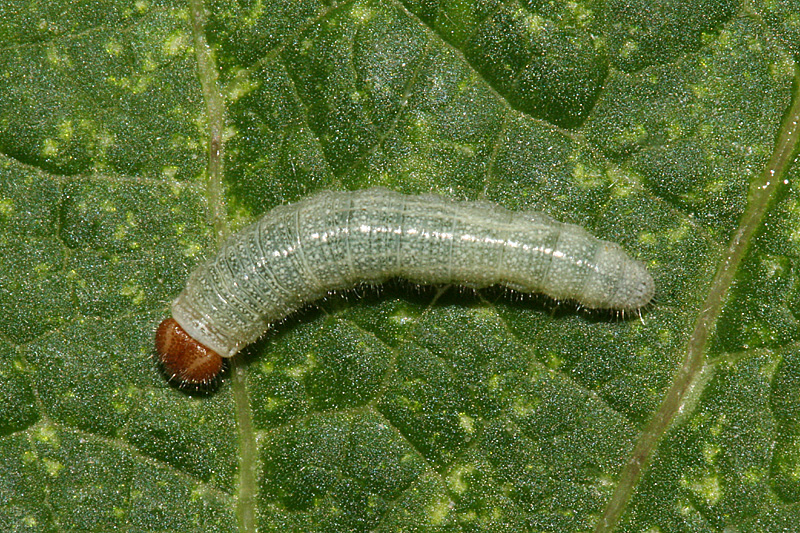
[426,495,452,525]
[43,458,64,477]
[163,33,189,56]
[351,4,376,24]
[448,464,475,494]
[0,198,13,216]
[458,413,475,434]
[682,473,722,505]
[42,139,59,157]
[105,40,123,57]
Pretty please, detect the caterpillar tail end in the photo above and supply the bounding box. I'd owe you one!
[156,318,224,386]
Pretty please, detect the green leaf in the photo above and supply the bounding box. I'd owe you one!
[1,0,799,531]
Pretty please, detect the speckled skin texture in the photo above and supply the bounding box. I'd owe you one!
[171,188,654,357]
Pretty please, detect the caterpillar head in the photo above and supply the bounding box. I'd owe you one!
[155,318,224,386]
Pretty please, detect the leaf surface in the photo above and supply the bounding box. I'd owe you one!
[1,0,799,531]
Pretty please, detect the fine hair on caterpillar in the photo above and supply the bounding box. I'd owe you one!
[155,188,655,386]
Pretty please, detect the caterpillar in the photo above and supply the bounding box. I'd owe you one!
[156,188,654,385]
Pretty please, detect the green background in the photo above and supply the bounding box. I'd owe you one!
[1,0,799,531]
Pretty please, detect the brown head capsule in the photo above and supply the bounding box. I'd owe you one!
[155,318,223,386]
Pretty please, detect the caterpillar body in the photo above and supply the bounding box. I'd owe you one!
[156,188,654,385]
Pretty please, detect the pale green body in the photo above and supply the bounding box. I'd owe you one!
[172,188,654,356]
